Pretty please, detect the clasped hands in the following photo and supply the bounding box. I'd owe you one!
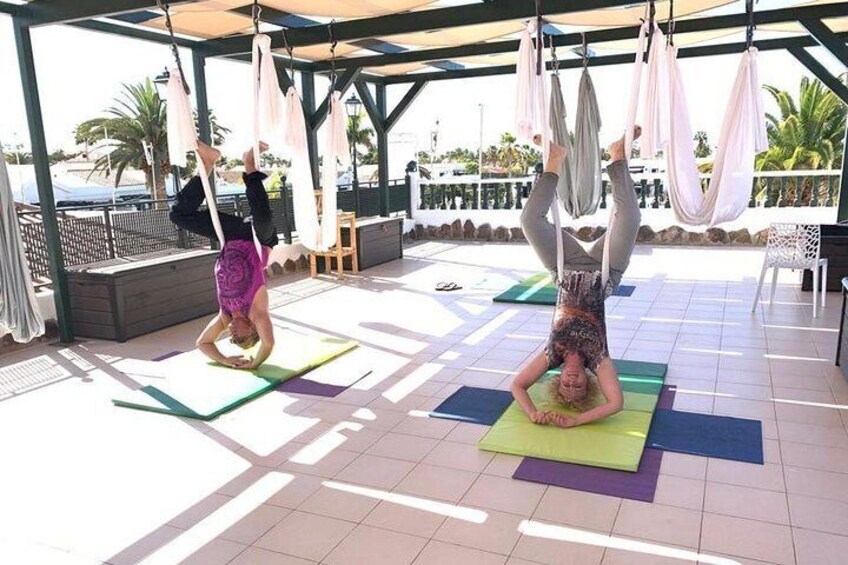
[530,410,578,428]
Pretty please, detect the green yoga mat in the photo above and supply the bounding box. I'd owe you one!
[493,273,635,305]
[493,273,557,305]
[113,328,357,420]
[478,366,666,472]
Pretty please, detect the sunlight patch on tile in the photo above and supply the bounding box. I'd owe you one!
[324,481,488,523]
[290,422,363,465]
[211,395,321,457]
[764,354,828,363]
[518,520,740,564]
[383,363,444,403]
[353,408,377,421]
[139,472,294,565]
[464,310,518,346]
[771,398,848,411]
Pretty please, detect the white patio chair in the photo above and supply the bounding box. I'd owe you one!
[752,223,828,318]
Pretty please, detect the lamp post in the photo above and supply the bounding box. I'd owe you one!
[96,125,115,203]
[345,93,362,216]
[478,103,484,201]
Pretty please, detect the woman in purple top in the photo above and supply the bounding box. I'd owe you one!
[169,141,277,370]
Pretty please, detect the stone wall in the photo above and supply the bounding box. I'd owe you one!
[404,219,768,246]
[266,254,311,279]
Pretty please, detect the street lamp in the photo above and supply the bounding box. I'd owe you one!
[344,93,362,216]
[96,125,116,203]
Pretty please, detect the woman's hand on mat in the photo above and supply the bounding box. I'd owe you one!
[223,355,251,368]
[530,411,550,425]
[550,413,579,428]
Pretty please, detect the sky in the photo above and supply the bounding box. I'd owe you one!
[0,6,845,162]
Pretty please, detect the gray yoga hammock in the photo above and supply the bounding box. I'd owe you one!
[0,150,44,343]
[550,70,603,219]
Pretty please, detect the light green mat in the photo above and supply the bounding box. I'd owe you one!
[478,367,666,472]
[113,328,357,420]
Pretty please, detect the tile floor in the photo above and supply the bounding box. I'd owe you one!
[1,241,846,565]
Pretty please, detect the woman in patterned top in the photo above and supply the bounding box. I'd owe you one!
[511,130,641,427]
[169,141,277,370]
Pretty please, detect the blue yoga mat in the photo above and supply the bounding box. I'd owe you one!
[646,409,764,464]
[614,285,636,297]
[430,386,514,426]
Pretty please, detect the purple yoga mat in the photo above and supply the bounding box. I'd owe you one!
[277,378,347,397]
[152,350,183,362]
[513,448,664,502]
[657,384,677,410]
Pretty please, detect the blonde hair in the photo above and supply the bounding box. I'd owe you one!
[230,322,259,350]
[549,370,601,412]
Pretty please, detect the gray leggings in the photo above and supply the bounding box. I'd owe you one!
[520,160,640,288]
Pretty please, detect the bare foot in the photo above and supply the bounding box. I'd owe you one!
[243,141,269,173]
[608,126,642,163]
[196,140,221,173]
[544,142,567,173]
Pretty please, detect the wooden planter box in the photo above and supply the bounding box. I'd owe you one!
[317,216,403,272]
[66,249,219,342]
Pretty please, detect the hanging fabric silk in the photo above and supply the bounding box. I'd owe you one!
[318,92,349,250]
[252,34,285,162]
[166,68,225,246]
[550,70,603,219]
[0,152,44,343]
[284,87,324,251]
[515,24,545,141]
[665,45,767,225]
[634,25,768,226]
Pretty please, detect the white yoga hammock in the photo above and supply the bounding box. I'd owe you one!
[628,22,768,226]
[166,68,226,246]
[252,34,285,162]
[0,151,44,343]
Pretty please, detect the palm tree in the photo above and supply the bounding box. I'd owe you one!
[346,113,374,163]
[495,133,524,175]
[757,77,846,171]
[694,130,712,159]
[75,80,229,202]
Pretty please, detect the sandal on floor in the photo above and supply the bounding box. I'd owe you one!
[435,282,450,291]
[443,282,462,292]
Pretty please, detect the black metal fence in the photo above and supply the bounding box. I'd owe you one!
[19,178,410,288]
[417,172,843,211]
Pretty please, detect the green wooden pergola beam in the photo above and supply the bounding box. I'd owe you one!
[309,67,362,130]
[839,126,848,223]
[800,19,848,68]
[354,82,385,136]
[317,3,848,71]
[205,1,848,59]
[380,34,847,84]
[788,47,848,104]
[386,81,427,131]
[12,16,74,343]
[204,0,643,55]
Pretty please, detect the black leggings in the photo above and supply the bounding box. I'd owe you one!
[169,172,279,248]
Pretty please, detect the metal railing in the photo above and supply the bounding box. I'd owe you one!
[416,170,843,211]
[19,179,410,288]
